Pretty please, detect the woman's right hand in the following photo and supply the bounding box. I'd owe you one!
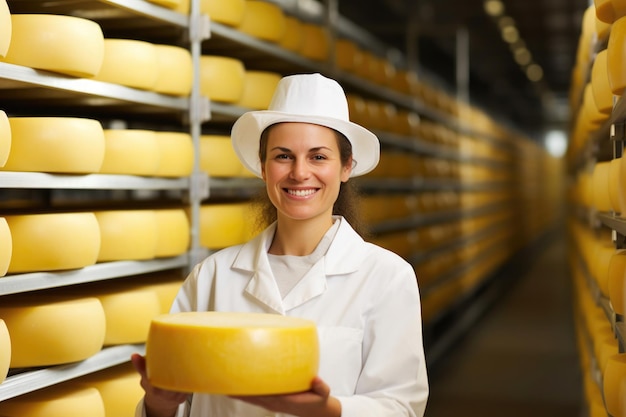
[131,353,189,417]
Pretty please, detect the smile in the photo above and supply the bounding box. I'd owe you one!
[286,188,318,197]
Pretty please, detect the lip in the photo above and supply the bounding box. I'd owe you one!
[284,188,319,198]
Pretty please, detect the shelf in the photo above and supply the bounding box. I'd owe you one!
[0,344,145,401]
[356,177,512,193]
[0,255,189,296]
[598,212,626,237]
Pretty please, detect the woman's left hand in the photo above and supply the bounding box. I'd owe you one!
[230,376,341,417]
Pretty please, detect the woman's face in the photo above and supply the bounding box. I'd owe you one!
[261,122,352,223]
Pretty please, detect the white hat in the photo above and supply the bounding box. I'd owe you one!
[231,73,380,178]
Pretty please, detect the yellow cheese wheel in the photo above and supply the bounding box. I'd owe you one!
[604,353,626,417]
[609,158,621,213]
[392,110,421,136]
[608,249,626,314]
[298,22,328,61]
[592,161,613,212]
[591,50,614,114]
[74,362,143,417]
[0,319,10,382]
[173,0,190,14]
[146,0,182,9]
[154,208,190,257]
[201,0,246,26]
[0,385,105,417]
[100,129,160,176]
[145,311,319,395]
[0,0,10,58]
[136,276,184,314]
[154,131,194,177]
[199,203,249,248]
[153,44,193,96]
[0,296,106,367]
[95,210,158,261]
[0,109,9,167]
[238,1,286,42]
[608,16,626,95]
[6,213,100,273]
[597,0,616,23]
[1,14,104,77]
[279,16,304,51]
[92,39,159,90]
[1,117,105,174]
[0,217,11,276]
[335,38,362,72]
[200,135,243,177]
[612,0,626,21]
[199,56,245,103]
[236,70,281,109]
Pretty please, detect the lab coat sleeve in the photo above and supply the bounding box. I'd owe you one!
[134,395,192,417]
[336,260,429,417]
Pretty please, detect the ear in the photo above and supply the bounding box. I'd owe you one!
[261,162,267,181]
[340,157,353,182]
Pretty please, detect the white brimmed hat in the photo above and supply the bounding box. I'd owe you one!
[231,73,380,178]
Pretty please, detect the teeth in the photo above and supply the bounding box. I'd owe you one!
[287,189,316,197]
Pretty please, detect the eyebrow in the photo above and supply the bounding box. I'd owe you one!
[269,146,332,153]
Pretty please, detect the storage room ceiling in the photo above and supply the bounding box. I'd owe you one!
[338,0,590,136]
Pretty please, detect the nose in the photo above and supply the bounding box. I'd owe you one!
[289,157,310,181]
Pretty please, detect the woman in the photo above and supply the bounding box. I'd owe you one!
[132,73,429,417]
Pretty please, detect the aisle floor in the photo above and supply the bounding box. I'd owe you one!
[423,231,585,417]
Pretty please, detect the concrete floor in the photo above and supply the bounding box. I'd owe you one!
[424,231,585,417]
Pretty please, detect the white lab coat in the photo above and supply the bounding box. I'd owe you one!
[136,217,428,417]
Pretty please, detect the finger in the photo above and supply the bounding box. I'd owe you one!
[310,377,330,398]
[130,353,147,376]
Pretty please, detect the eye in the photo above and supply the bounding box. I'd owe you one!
[312,154,327,161]
[274,153,292,160]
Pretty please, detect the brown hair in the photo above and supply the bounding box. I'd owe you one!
[251,124,369,238]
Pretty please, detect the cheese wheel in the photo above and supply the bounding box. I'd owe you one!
[100,129,160,176]
[604,353,626,417]
[0,319,10,382]
[0,296,106,367]
[92,39,159,90]
[199,203,249,248]
[238,1,286,42]
[597,0,616,23]
[95,210,158,261]
[2,117,105,173]
[279,16,304,51]
[137,277,184,314]
[1,14,104,77]
[298,23,328,61]
[200,135,243,177]
[199,56,245,103]
[0,109,9,167]
[610,158,622,213]
[608,16,626,95]
[0,217,11,277]
[154,209,190,257]
[201,0,246,26]
[145,311,319,395]
[592,161,612,212]
[591,49,613,114]
[6,213,100,273]
[608,249,626,314]
[0,385,105,417]
[146,0,181,9]
[154,131,194,177]
[335,38,362,72]
[612,0,626,21]
[236,70,281,109]
[153,44,193,96]
[0,0,10,58]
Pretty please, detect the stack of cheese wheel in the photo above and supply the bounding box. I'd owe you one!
[279,15,304,51]
[92,39,159,90]
[0,110,9,167]
[200,135,244,177]
[0,217,11,276]
[604,353,626,416]
[154,131,194,177]
[0,295,106,367]
[99,129,160,176]
[335,38,364,73]
[154,208,190,257]
[145,311,319,395]
[5,212,100,274]
[0,319,10,382]
[298,22,328,61]
[1,14,104,77]
[199,56,246,103]
[238,0,286,42]
[199,202,249,248]
[1,117,105,174]
[0,0,9,58]
[153,44,193,96]
[95,210,158,261]
[0,384,105,417]
[201,0,246,26]
[237,70,282,109]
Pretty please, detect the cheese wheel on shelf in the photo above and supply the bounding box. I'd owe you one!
[200,135,243,177]
[0,384,105,417]
[201,0,246,26]
[0,217,11,277]
[199,203,249,248]
[95,210,158,261]
[153,44,193,96]
[609,158,621,213]
[607,16,626,95]
[236,70,282,110]
[238,1,286,42]
[154,208,190,257]
[146,0,182,9]
[136,276,184,314]
[2,117,105,174]
[298,22,328,61]
[92,39,159,90]
[145,311,319,395]
[604,353,626,417]
[0,0,10,58]
[608,249,626,315]
[0,296,106,367]
[100,129,160,176]
[0,109,9,167]
[596,0,616,23]
[1,14,104,77]
[335,38,362,73]
[199,56,246,103]
[0,319,10,382]
[6,213,100,273]
[279,16,304,51]
[154,131,194,177]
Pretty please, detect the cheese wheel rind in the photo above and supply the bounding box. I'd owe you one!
[100,129,160,176]
[0,217,11,276]
[146,311,319,395]
[0,385,106,417]
[92,39,159,89]
[0,0,11,58]
[153,44,193,96]
[95,210,158,261]
[0,319,10,382]
[154,131,194,177]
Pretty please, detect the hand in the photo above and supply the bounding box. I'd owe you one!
[131,353,189,417]
[231,377,341,417]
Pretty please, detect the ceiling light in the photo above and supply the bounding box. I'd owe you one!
[526,64,544,82]
[483,0,504,17]
[497,16,515,30]
[514,48,532,65]
[501,26,519,43]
